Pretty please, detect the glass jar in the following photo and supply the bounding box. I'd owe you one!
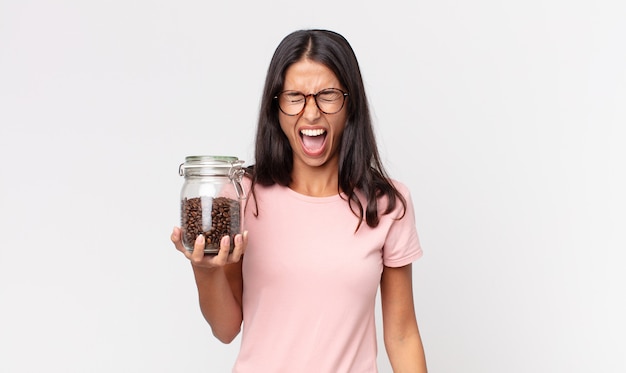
[178,155,246,254]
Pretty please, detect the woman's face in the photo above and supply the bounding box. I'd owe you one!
[278,59,348,171]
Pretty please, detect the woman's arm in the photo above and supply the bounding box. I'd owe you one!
[380,263,427,372]
[172,228,248,343]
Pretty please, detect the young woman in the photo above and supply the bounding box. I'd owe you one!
[172,29,427,372]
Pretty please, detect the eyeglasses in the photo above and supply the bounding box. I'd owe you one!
[274,88,348,116]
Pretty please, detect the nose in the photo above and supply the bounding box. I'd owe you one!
[301,94,321,120]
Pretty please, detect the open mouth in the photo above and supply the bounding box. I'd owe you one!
[300,128,327,154]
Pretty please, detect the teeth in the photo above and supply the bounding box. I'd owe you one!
[300,129,326,137]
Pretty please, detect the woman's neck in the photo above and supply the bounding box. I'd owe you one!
[289,163,340,197]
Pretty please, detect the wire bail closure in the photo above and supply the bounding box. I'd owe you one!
[229,160,247,200]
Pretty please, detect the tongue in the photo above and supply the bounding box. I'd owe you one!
[302,134,325,151]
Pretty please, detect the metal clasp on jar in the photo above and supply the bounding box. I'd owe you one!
[228,160,247,200]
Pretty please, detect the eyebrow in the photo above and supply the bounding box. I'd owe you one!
[281,88,341,94]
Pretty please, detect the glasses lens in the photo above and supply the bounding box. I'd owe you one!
[278,91,306,115]
[316,89,345,114]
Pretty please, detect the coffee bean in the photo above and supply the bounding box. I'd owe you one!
[181,196,241,254]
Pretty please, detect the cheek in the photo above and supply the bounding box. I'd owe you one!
[278,116,297,139]
[331,115,348,137]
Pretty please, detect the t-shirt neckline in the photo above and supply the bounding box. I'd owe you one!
[284,185,346,204]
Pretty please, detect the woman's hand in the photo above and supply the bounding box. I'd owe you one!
[171,227,248,269]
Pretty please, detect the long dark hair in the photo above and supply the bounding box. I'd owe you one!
[250,29,406,230]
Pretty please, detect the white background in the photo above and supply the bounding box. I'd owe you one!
[1,0,625,372]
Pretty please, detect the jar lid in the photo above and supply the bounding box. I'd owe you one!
[179,155,244,177]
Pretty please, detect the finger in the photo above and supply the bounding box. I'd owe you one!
[230,231,247,262]
[213,235,231,265]
[242,230,249,249]
[171,227,189,256]
[190,234,206,264]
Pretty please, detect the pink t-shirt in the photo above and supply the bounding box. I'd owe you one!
[233,181,422,373]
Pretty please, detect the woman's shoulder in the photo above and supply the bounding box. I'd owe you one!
[388,178,411,196]
[373,178,413,217]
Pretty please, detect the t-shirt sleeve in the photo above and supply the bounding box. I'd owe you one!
[382,183,423,267]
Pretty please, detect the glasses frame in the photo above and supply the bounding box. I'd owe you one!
[274,88,349,116]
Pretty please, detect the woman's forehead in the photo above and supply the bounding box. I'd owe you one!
[283,60,341,92]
